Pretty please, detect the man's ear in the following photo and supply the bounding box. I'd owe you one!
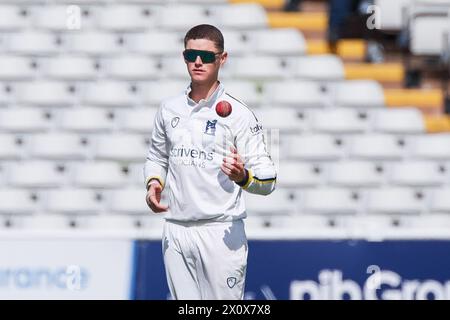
[220,51,228,67]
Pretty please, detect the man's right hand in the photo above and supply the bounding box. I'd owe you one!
[146,180,168,213]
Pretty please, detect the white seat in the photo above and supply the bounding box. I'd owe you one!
[59,107,114,132]
[214,3,267,29]
[430,188,450,213]
[0,84,9,105]
[348,134,405,160]
[263,81,325,109]
[229,56,285,80]
[73,162,127,188]
[310,108,369,133]
[22,215,72,230]
[256,108,305,132]
[389,161,445,187]
[34,5,90,31]
[157,5,212,30]
[409,3,450,55]
[97,5,155,31]
[106,55,158,80]
[0,107,50,132]
[0,134,22,159]
[288,134,343,160]
[277,161,324,187]
[7,31,58,55]
[46,189,103,215]
[0,5,28,30]
[82,81,137,107]
[375,0,412,30]
[0,55,34,80]
[244,188,297,215]
[66,31,120,55]
[87,215,142,230]
[108,188,152,215]
[328,161,384,187]
[143,81,187,106]
[409,133,450,160]
[253,29,306,56]
[128,31,183,56]
[302,188,360,215]
[95,134,148,161]
[44,55,97,80]
[121,107,158,133]
[367,187,425,215]
[8,161,65,188]
[221,30,251,56]
[295,55,345,81]
[30,133,86,160]
[221,80,262,107]
[15,81,74,106]
[372,108,425,134]
[334,80,385,108]
[160,57,190,80]
[0,189,36,215]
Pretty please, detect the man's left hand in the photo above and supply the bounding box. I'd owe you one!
[221,146,247,184]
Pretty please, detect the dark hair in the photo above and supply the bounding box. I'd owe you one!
[184,24,224,52]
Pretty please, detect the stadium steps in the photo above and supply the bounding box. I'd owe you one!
[384,89,443,110]
[267,11,327,32]
[424,115,450,132]
[344,63,404,83]
[307,39,366,60]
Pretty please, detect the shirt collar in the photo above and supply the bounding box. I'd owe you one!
[185,81,224,109]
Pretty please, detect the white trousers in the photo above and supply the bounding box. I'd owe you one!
[162,219,248,300]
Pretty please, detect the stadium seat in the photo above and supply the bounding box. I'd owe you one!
[366,187,425,215]
[73,162,128,188]
[95,134,148,161]
[97,5,155,31]
[276,161,324,188]
[0,5,28,30]
[294,55,345,81]
[214,3,268,30]
[30,133,87,160]
[0,108,50,132]
[328,161,384,187]
[0,189,36,215]
[121,107,158,133]
[15,81,75,106]
[221,30,251,56]
[128,163,146,186]
[108,188,151,215]
[229,56,285,80]
[333,80,385,108]
[105,55,159,80]
[310,108,369,133]
[253,29,306,56]
[263,81,325,109]
[6,31,58,55]
[127,31,184,56]
[160,57,191,80]
[409,133,450,160]
[59,107,114,132]
[375,0,412,31]
[348,134,405,160]
[46,189,104,215]
[288,134,343,161]
[45,55,97,80]
[221,80,262,107]
[143,81,188,106]
[0,134,22,159]
[244,188,297,215]
[82,81,137,107]
[389,161,445,187]
[22,215,73,231]
[0,55,34,80]
[429,188,450,213]
[372,108,425,134]
[8,161,66,188]
[301,188,360,215]
[66,31,120,55]
[87,215,143,231]
[158,5,212,30]
[33,5,92,31]
[256,108,305,132]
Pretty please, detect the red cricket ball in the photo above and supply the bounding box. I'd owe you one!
[215,100,232,117]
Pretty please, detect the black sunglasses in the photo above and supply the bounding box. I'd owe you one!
[183,49,223,64]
